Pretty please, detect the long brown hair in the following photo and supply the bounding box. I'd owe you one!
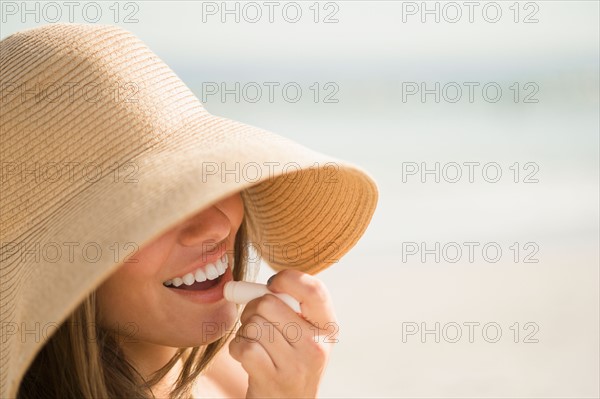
[17,218,252,399]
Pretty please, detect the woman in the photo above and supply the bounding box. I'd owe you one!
[0,23,378,398]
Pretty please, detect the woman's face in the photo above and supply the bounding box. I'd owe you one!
[96,192,244,349]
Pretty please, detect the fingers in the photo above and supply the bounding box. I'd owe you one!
[230,311,292,369]
[229,296,330,395]
[266,270,338,337]
[228,271,338,398]
[241,293,320,347]
[228,332,274,377]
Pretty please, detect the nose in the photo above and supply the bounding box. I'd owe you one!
[177,204,231,252]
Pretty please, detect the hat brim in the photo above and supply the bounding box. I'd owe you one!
[101,111,379,273]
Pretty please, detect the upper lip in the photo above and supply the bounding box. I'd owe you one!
[165,245,228,281]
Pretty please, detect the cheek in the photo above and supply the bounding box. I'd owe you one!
[96,264,161,330]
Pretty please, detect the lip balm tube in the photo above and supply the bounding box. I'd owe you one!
[223,281,301,313]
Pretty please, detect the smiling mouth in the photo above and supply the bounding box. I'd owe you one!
[163,253,229,290]
[167,275,224,291]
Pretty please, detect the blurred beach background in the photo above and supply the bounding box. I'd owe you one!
[2,1,598,397]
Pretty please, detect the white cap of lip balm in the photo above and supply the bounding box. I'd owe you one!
[223,281,301,314]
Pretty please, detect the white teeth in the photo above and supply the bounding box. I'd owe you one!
[195,268,207,282]
[215,258,226,274]
[164,253,229,286]
[216,263,225,274]
[182,273,195,286]
[172,277,183,287]
[205,264,219,280]
[218,253,229,272]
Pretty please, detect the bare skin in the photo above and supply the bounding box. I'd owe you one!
[96,192,337,398]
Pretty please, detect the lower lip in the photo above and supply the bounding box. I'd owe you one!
[165,266,233,304]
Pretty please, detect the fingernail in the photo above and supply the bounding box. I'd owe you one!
[266,274,276,286]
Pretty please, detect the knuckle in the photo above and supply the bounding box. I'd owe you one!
[239,307,253,324]
[244,341,261,357]
[236,339,258,358]
[228,339,237,354]
[255,294,279,314]
[278,269,302,280]
[309,341,328,363]
[244,314,263,327]
[304,278,329,302]
[229,338,242,360]
[239,296,274,324]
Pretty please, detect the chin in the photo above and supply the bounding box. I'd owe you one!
[174,303,240,346]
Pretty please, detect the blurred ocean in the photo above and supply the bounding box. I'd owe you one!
[2,1,598,397]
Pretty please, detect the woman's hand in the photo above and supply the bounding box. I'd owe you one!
[228,269,339,398]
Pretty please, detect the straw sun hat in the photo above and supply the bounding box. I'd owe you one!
[0,23,378,398]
